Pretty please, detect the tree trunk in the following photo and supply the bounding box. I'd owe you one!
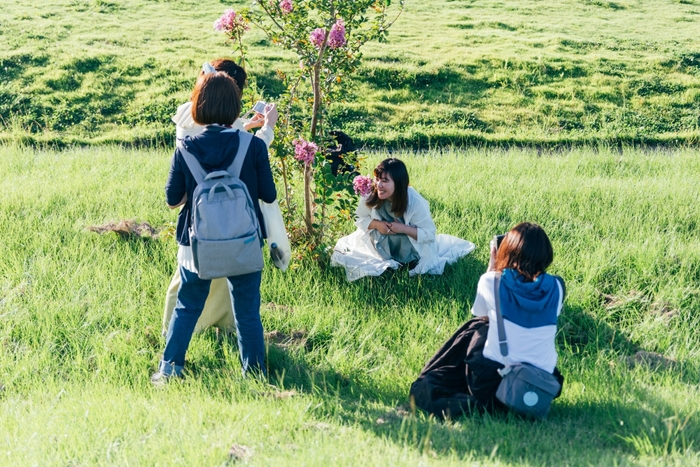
[303,164,314,233]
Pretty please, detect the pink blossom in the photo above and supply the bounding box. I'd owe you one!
[293,138,318,166]
[214,9,249,34]
[310,28,326,49]
[353,175,373,197]
[328,19,347,49]
[279,0,293,14]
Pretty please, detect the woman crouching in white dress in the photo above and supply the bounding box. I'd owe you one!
[331,158,475,281]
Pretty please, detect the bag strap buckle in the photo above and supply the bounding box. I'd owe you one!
[497,366,512,377]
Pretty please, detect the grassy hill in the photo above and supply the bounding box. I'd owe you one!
[2,0,700,147]
[0,145,699,465]
[1,1,700,464]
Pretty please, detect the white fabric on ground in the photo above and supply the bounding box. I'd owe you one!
[331,186,475,281]
[331,232,475,282]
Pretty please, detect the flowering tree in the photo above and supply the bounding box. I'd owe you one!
[215,1,404,254]
[214,9,250,67]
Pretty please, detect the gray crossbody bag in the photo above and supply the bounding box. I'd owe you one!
[493,272,561,420]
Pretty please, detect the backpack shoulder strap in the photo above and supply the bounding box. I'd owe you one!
[177,140,207,185]
[493,272,509,358]
[552,274,566,301]
[226,130,253,179]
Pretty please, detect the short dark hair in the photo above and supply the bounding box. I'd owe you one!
[494,222,553,281]
[365,158,410,218]
[190,72,241,126]
[209,58,247,95]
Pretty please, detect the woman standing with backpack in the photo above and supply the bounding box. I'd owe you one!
[152,70,276,383]
[162,58,278,337]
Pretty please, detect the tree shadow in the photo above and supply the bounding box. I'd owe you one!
[339,385,700,464]
[361,65,493,105]
[225,328,699,465]
[558,302,638,356]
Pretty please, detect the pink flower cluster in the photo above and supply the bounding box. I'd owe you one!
[328,19,347,49]
[279,0,293,14]
[310,18,346,49]
[309,28,326,49]
[213,9,249,33]
[353,175,374,197]
[293,138,318,166]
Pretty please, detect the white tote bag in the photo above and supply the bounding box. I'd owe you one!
[259,200,291,271]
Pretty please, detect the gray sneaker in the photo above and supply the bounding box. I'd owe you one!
[150,360,184,387]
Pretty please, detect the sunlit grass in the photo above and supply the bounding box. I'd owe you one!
[0,144,698,465]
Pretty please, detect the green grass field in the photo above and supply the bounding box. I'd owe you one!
[2,0,700,465]
[2,0,700,147]
[1,145,699,465]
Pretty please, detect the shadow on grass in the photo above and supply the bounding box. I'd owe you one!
[260,330,699,464]
[178,301,699,464]
[320,253,484,315]
[169,232,697,463]
[342,387,700,463]
[258,268,698,463]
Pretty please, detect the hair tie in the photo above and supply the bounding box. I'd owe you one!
[202,62,216,74]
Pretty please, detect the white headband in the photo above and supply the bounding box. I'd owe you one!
[202,62,216,74]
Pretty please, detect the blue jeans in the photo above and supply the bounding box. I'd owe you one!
[161,265,266,376]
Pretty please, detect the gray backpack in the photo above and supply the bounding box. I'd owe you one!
[178,130,263,280]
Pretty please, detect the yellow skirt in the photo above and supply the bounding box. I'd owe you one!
[162,268,236,335]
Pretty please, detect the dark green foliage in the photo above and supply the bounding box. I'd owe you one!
[2,0,700,149]
[64,56,105,73]
[45,73,82,92]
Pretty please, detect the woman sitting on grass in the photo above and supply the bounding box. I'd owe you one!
[468,222,565,404]
[410,222,565,417]
[331,158,474,281]
[152,69,276,383]
[162,59,278,336]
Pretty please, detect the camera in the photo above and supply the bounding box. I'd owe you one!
[252,100,267,114]
[493,234,506,250]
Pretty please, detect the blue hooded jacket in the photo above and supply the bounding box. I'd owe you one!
[165,126,277,246]
[499,268,564,328]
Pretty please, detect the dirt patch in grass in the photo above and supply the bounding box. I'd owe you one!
[88,219,158,238]
[265,330,308,349]
[228,443,253,462]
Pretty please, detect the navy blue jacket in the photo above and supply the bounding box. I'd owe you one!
[165,126,277,246]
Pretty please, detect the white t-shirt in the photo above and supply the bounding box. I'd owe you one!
[471,270,564,373]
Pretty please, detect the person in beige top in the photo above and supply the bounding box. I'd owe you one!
[163,58,278,336]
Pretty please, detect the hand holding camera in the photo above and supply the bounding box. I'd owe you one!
[262,103,278,128]
[488,234,506,272]
[243,101,278,130]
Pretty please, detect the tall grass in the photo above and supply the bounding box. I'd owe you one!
[0,144,698,465]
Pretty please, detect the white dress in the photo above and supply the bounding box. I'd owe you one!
[331,187,475,281]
